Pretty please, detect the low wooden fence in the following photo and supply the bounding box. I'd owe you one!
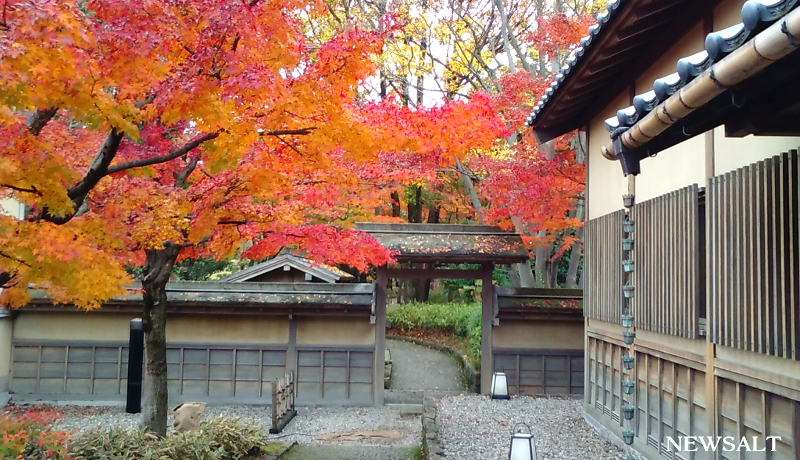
[270,371,296,433]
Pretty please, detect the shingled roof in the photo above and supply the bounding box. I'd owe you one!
[601,0,800,161]
[526,0,727,143]
[355,223,529,264]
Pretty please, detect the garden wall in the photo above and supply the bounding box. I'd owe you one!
[4,282,378,407]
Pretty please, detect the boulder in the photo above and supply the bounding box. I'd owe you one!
[172,402,206,433]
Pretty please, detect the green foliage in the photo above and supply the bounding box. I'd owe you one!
[437,263,511,302]
[68,417,277,460]
[387,301,481,367]
[0,411,70,460]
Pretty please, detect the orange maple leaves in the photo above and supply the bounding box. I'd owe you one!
[0,0,507,308]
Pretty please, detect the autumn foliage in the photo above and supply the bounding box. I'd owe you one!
[0,0,506,308]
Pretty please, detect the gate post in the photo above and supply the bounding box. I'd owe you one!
[126,318,144,414]
[480,263,494,394]
[0,308,12,406]
[373,266,388,405]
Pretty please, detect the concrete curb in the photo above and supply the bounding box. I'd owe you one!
[421,396,445,460]
[386,335,479,393]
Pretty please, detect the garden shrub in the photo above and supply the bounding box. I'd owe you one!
[0,410,71,460]
[387,301,481,366]
[68,417,272,460]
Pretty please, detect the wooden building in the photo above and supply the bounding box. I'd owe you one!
[218,254,355,284]
[528,0,800,458]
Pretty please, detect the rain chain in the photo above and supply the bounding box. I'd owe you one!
[621,193,636,460]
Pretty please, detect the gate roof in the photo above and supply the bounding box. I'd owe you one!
[355,223,529,264]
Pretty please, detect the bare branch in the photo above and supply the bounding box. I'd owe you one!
[106,132,220,175]
[0,183,39,194]
[259,127,318,136]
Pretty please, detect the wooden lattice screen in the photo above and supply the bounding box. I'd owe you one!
[584,210,625,323]
[707,149,800,359]
[270,371,296,433]
[632,184,702,339]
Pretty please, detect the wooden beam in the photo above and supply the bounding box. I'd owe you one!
[480,263,494,394]
[373,268,387,406]
[385,268,484,280]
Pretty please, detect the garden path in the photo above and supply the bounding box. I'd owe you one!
[385,338,465,404]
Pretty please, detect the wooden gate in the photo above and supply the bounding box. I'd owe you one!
[270,371,296,433]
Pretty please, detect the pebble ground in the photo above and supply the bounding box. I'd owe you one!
[437,394,624,460]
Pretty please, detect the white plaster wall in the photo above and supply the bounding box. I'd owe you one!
[713,128,800,175]
[0,198,24,219]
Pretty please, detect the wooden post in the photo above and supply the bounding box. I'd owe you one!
[287,315,297,396]
[481,263,494,394]
[271,379,278,432]
[374,266,388,405]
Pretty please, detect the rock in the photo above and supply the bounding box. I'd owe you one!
[172,402,206,433]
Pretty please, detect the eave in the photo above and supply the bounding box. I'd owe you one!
[528,0,724,143]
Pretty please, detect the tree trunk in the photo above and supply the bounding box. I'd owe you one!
[390,191,401,217]
[565,195,585,288]
[141,243,181,437]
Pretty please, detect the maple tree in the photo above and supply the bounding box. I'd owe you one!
[0,0,505,435]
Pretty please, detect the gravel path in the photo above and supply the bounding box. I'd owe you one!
[437,395,623,460]
[280,445,418,460]
[44,405,421,448]
[387,339,463,392]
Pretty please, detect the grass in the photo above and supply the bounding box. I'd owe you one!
[387,301,481,367]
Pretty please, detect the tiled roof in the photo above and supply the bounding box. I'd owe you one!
[602,0,798,139]
[524,0,624,129]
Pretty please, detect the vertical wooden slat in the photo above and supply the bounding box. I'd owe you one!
[762,392,771,460]
[320,350,325,399]
[205,348,211,396]
[258,349,264,398]
[736,167,747,350]
[708,176,718,346]
[89,346,97,394]
[63,346,70,394]
[725,172,734,349]
[757,161,768,355]
[346,351,351,399]
[780,152,795,358]
[776,154,786,357]
[765,157,776,355]
[788,150,800,360]
[746,164,757,352]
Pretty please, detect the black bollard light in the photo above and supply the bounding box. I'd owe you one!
[126,318,144,414]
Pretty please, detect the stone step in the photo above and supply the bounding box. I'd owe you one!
[384,403,424,414]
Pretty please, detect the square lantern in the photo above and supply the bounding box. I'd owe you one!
[491,372,510,400]
[508,423,536,460]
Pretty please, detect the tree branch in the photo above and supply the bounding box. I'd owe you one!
[0,183,40,195]
[26,107,58,136]
[106,132,220,175]
[258,127,318,136]
[66,129,125,203]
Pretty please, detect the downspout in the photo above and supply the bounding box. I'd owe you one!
[601,7,800,160]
